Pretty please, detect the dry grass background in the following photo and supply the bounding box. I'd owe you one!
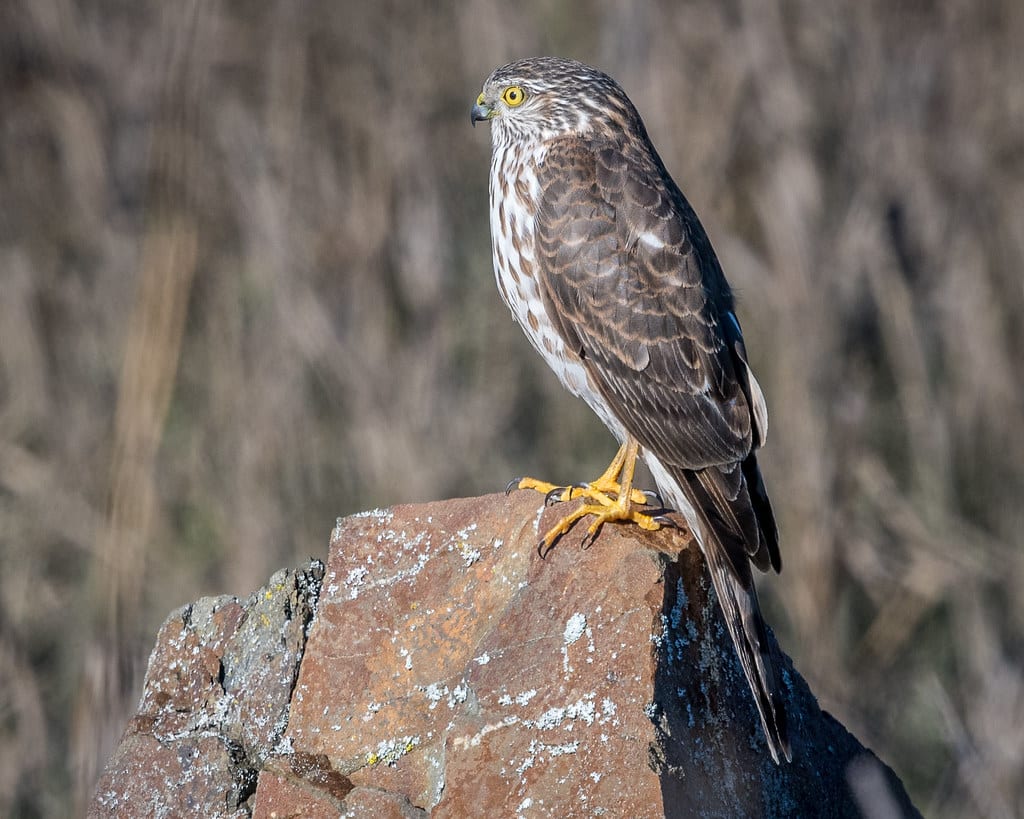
[0,0,1021,815]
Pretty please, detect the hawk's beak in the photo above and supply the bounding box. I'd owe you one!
[471,93,494,127]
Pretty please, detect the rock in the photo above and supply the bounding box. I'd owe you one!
[89,564,323,818]
[90,492,921,818]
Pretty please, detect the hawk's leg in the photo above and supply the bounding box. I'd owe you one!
[515,437,662,555]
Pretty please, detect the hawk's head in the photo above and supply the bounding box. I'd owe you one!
[471,57,640,146]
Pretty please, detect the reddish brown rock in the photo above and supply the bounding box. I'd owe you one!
[250,768,344,819]
[91,492,921,818]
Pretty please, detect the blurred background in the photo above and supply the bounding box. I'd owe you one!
[1,0,1021,815]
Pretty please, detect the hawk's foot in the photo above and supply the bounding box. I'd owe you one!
[536,494,663,557]
[510,438,663,556]
[514,476,652,508]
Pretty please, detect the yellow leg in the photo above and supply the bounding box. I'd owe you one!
[513,437,662,555]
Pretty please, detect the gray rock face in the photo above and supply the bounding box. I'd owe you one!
[89,563,323,818]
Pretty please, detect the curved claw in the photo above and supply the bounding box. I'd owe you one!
[640,489,663,506]
[544,486,565,506]
[505,478,522,496]
[653,514,681,530]
[580,522,604,550]
[537,533,561,560]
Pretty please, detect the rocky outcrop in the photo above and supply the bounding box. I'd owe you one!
[90,492,921,818]
[89,563,323,817]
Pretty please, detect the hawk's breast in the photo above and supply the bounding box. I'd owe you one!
[489,140,627,441]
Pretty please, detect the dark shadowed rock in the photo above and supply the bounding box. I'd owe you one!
[90,493,921,818]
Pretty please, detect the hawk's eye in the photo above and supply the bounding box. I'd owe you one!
[502,85,526,107]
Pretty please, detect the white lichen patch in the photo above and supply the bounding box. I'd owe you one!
[341,566,369,600]
[418,679,470,711]
[361,701,383,722]
[531,695,597,730]
[330,517,347,543]
[518,692,619,734]
[548,741,579,756]
[422,682,447,710]
[497,687,538,709]
[351,508,394,524]
[151,688,234,745]
[437,523,489,568]
[515,689,537,706]
[515,738,580,776]
[448,681,469,707]
[515,741,539,776]
[385,529,431,555]
[562,612,588,673]
[564,613,587,644]
[459,544,482,567]
[339,536,435,603]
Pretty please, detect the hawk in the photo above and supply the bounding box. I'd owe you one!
[471,57,791,764]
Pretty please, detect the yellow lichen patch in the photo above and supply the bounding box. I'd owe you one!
[364,736,420,768]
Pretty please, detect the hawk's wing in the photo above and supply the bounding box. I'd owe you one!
[533,134,790,761]
[533,135,779,573]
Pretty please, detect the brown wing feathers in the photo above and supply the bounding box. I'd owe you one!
[533,134,790,762]
[534,137,755,470]
[535,138,780,575]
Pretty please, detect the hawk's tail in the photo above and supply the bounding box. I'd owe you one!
[700,525,791,764]
[663,471,792,764]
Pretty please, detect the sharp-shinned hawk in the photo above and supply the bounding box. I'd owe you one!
[471,57,790,764]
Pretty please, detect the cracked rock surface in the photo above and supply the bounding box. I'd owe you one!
[89,563,323,818]
[90,493,921,818]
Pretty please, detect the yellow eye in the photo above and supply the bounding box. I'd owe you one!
[502,85,526,107]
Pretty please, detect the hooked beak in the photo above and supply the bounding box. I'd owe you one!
[470,93,494,127]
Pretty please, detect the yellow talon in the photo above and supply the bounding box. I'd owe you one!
[513,437,662,555]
